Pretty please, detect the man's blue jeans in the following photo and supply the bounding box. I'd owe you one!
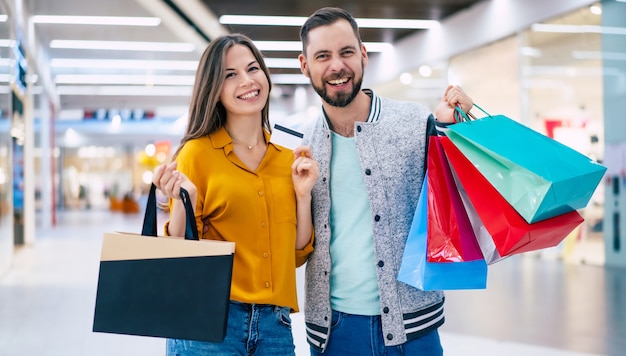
[166,301,295,356]
[310,310,443,356]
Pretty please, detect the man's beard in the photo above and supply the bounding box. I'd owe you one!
[310,70,363,108]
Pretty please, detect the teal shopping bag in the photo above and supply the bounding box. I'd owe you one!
[447,105,606,223]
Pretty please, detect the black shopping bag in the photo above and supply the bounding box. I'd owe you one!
[92,184,235,342]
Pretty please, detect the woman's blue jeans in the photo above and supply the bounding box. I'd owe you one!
[166,301,294,356]
[310,310,443,356]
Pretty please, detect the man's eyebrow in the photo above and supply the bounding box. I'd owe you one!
[312,45,357,56]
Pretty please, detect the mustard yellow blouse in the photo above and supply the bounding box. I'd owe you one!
[165,127,313,312]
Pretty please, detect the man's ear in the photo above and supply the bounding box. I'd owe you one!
[298,53,310,78]
[361,44,368,68]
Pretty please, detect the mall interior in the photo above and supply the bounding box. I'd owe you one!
[1,0,625,355]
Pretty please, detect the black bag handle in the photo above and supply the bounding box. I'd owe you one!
[141,183,199,240]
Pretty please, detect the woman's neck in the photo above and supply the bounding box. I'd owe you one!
[224,118,265,147]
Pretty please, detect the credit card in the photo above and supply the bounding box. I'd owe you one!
[270,123,304,150]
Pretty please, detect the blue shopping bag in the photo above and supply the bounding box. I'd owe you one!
[398,138,487,291]
[447,105,606,223]
[398,179,488,291]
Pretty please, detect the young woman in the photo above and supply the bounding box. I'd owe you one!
[152,34,318,356]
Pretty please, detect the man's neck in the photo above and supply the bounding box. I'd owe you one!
[323,91,371,138]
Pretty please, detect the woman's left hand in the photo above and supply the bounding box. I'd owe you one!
[292,145,319,199]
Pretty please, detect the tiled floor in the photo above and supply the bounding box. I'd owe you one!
[0,209,623,356]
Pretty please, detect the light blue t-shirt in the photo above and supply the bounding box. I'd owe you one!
[329,132,381,316]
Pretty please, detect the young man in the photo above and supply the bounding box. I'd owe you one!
[298,7,474,355]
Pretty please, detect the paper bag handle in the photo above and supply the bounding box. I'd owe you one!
[141,183,199,240]
[453,103,490,123]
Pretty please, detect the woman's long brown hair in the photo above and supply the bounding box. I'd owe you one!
[173,34,273,159]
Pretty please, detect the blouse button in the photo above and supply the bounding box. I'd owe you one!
[261,221,267,227]
[264,282,270,288]
[258,191,264,196]
[263,252,269,258]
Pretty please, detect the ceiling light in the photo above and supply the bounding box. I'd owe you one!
[0,15,7,22]
[520,46,542,57]
[418,65,432,77]
[219,15,439,29]
[255,41,305,51]
[254,40,392,53]
[220,15,305,26]
[358,18,439,29]
[49,40,196,52]
[54,74,195,85]
[399,72,413,85]
[589,5,602,15]
[31,15,161,26]
[0,39,13,47]
[363,42,394,52]
[50,58,198,70]
[56,85,193,96]
[531,24,626,35]
[270,74,310,85]
[263,57,301,69]
[572,50,626,60]
[50,57,303,70]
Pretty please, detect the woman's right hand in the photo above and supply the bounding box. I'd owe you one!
[153,162,197,200]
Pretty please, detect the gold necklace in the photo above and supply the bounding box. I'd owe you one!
[231,138,261,150]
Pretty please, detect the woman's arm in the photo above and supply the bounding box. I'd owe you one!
[292,146,319,249]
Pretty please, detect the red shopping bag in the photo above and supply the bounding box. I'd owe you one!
[426,137,484,263]
[440,136,584,257]
[397,138,487,291]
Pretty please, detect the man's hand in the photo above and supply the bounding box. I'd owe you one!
[434,85,474,123]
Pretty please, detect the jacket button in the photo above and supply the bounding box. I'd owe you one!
[322,177,327,182]
[386,334,393,341]
[365,168,371,175]
[377,260,384,268]
[383,307,389,313]
[374,214,380,222]
[356,126,362,132]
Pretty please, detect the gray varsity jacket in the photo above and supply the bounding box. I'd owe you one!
[302,92,445,352]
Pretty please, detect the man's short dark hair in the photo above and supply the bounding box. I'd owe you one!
[300,7,362,55]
